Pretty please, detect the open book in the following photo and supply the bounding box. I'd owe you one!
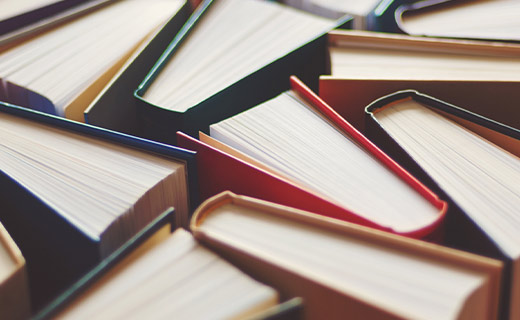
[366,90,520,320]
[191,191,503,319]
[0,0,186,121]
[0,221,30,320]
[0,101,195,309]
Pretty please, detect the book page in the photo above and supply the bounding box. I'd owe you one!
[374,99,520,258]
[142,0,333,112]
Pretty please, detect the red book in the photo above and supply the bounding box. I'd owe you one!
[177,76,447,241]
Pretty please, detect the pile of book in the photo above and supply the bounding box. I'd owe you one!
[1,0,519,319]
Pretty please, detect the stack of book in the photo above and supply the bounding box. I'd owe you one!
[1,0,519,319]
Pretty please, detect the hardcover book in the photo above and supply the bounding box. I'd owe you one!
[365,90,520,320]
[191,191,503,320]
[0,100,198,310]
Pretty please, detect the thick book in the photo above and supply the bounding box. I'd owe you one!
[0,0,188,121]
[0,220,30,320]
[38,226,286,320]
[320,30,520,133]
[178,76,446,240]
[130,0,349,145]
[0,100,198,310]
[365,90,520,320]
[191,191,503,320]
[389,0,520,43]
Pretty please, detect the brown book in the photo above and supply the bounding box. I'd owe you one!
[191,191,503,320]
[320,30,520,132]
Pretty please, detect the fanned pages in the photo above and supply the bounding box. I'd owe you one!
[191,192,502,320]
[399,0,520,42]
[0,110,188,257]
[0,0,185,120]
[141,0,334,112]
[209,88,441,234]
[368,93,520,320]
[56,229,279,320]
[0,221,30,320]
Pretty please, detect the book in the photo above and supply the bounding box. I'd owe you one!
[280,0,379,29]
[320,30,520,132]
[0,100,198,310]
[0,220,30,320]
[365,90,520,320]
[0,0,187,121]
[49,228,280,319]
[191,191,503,320]
[178,76,446,240]
[131,0,348,145]
[0,0,117,46]
[395,0,520,42]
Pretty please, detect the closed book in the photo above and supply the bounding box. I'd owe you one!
[0,101,198,310]
[365,90,520,320]
[191,191,503,320]
[320,30,520,133]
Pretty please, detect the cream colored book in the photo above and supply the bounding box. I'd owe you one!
[0,104,194,309]
[0,0,185,121]
[0,222,30,320]
[367,91,520,320]
[191,191,503,320]
[399,0,520,42]
[56,228,279,320]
